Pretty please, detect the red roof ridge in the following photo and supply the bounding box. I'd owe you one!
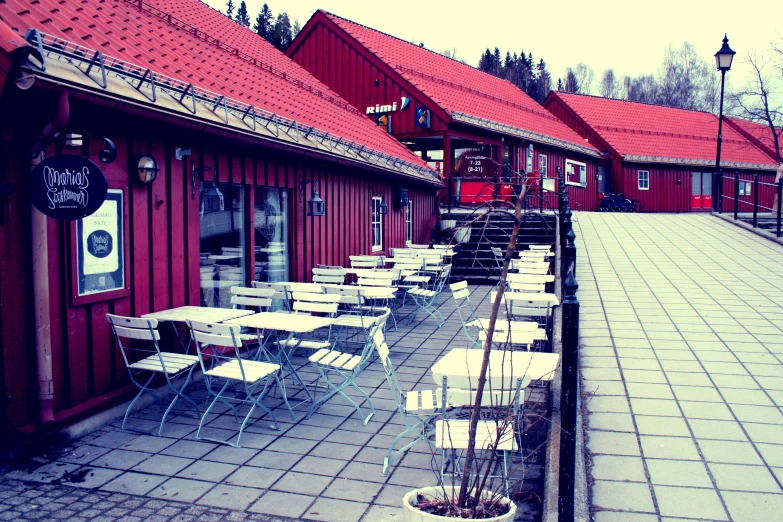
[130,0,361,115]
[556,91,718,117]
[396,65,562,123]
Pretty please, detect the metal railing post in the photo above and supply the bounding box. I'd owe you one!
[558,266,579,522]
[752,173,759,229]
[733,174,740,220]
[777,179,782,238]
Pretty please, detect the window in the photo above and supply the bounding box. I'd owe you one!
[371,197,383,252]
[738,181,752,196]
[638,170,650,190]
[539,154,548,177]
[254,187,289,283]
[565,159,587,186]
[200,183,245,308]
[405,200,413,244]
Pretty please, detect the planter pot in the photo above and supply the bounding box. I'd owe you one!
[439,219,457,230]
[402,486,516,522]
[454,227,471,244]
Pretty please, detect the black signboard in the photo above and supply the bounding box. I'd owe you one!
[30,154,108,220]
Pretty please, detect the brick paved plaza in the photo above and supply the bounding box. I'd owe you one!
[576,213,783,522]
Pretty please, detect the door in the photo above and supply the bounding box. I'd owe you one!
[597,167,610,194]
[691,172,712,211]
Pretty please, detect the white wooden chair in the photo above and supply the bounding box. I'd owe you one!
[407,264,452,327]
[275,292,340,353]
[307,312,389,424]
[187,320,280,447]
[350,255,384,269]
[312,267,346,285]
[251,281,291,311]
[107,314,200,436]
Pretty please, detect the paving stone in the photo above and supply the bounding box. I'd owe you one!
[100,472,167,495]
[223,466,284,489]
[708,463,782,492]
[634,416,690,437]
[639,435,701,461]
[120,435,175,453]
[131,454,194,476]
[269,471,332,496]
[196,485,264,511]
[160,441,218,459]
[590,480,655,513]
[362,504,405,522]
[646,459,713,488]
[247,491,312,518]
[90,450,153,471]
[244,451,301,470]
[653,485,728,520]
[176,461,238,482]
[147,478,214,503]
[722,490,783,522]
[590,455,647,482]
[697,439,764,465]
[587,431,640,456]
[587,412,636,432]
[303,497,368,522]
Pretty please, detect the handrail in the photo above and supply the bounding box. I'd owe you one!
[718,172,782,237]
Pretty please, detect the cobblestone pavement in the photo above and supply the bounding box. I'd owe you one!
[1,286,550,521]
[576,213,783,522]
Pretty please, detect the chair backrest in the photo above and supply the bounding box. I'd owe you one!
[508,282,546,293]
[251,281,291,311]
[527,244,551,250]
[492,291,555,321]
[291,292,341,315]
[107,314,162,370]
[392,257,425,271]
[416,250,443,259]
[441,377,524,409]
[230,286,274,310]
[312,267,346,284]
[433,264,452,292]
[357,276,394,287]
[324,286,366,308]
[350,255,383,269]
[316,264,344,270]
[391,248,417,258]
[449,281,480,345]
[491,247,504,269]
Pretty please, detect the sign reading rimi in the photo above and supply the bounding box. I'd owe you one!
[366,97,410,114]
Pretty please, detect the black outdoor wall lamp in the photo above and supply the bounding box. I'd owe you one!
[300,179,325,217]
[372,192,389,215]
[133,154,159,184]
[192,165,218,199]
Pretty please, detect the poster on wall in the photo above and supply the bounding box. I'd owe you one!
[76,189,124,296]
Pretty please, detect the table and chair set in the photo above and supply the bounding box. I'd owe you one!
[105,242,560,491]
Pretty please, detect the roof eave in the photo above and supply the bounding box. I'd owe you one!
[451,111,602,159]
[623,154,777,171]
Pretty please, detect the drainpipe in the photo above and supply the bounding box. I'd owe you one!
[30,90,69,426]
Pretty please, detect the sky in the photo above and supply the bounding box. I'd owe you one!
[206,0,781,96]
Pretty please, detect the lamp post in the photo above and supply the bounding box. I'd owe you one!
[713,34,735,212]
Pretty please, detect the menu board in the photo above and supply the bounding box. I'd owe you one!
[75,189,124,296]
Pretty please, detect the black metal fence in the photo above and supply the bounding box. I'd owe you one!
[718,173,783,237]
[556,167,580,522]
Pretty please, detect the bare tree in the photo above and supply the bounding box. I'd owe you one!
[730,50,783,163]
[622,74,660,104]
[658,42,717,111]
[563,63,593,94]
[599,68,619,98]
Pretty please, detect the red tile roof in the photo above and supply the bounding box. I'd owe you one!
[315,11,599,158]
[549,92,778,170]
[725,117,782,163]
[0,0,436,180]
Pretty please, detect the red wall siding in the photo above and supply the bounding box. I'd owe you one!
[719,171,778,214]
[288,21,448,137]
[532,144,599,211]
[0,97,437,437]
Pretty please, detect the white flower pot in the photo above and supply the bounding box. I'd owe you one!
[402,486,516,522]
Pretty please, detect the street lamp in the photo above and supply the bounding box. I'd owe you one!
[713,34,735,212]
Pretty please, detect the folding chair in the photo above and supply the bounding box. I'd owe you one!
[187,320,280,447]
[107,314,201,436]
[356,271,400,330]
[251,281,291,311]
[375,327,443,475]
[407,264,452,327]
[306,312,389,424]
[312,267,346,285]
[350,255,384,269]
[326,286,376,352]
[229,286,274,358]
[436,377,524,496]
[276,292,339,353]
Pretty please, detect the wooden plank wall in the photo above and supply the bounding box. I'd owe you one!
[0,103,437,437]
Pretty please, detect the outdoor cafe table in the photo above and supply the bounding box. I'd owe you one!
[491,292,560,306]
[223,312,336,415]
[142,306,254,353]
[430,349,560,389]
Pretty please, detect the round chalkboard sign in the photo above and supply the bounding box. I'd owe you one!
[86,230,113,258]
[30,154,108,220]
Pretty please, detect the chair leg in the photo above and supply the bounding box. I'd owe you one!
[122,372,158,431]
[158,367,201,436]
[197,381,230,441]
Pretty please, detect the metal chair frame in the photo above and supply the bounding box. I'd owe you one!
[406,264,452,327]
[187,319,280,447]
[107,314,201,436]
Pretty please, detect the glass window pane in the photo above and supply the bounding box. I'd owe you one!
[254,187,289,283]
[200,183,244,308]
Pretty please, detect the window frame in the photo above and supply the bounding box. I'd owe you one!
[738,181,752,196]
[405,200,413,245]
[371,196,383,252]
[565,159,587,187]
[638,170,650,190]
[539,154,548,178]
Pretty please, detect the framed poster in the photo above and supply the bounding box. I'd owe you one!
[72,188,129,305]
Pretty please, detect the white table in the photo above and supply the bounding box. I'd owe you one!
[283,282,325,293]
[142,306,254,353]
[431,349,560,389]
[225,312,336,415]
[491,292,560,306]
[321,284,398,299]
[507,274,555,283]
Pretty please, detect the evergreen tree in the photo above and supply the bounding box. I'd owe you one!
[225,0,235,18]
[253,3,274,40]
[235,1,250,27]
[292,19,301,39]
[557,78,563,91]
[271,12,293,51]
[479,49,494,72]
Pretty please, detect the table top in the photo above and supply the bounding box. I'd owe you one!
[321,284,397,299]
[283,282,325,293]
[142,306,254,323]
[519,251,553,257]
[491,291,560,305]
[431,349,560,389]
[511,260,550,268]
[224,312,336,332]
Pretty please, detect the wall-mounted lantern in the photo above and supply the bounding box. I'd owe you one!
[398,188,410,208]
[372,193,389,215]
[300,179,325,217]
[191,165,217,199]
[133,154,159,184]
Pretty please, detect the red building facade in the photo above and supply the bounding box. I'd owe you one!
[286,11,602,211]
[545,92,779,212]
[0,0,439,441]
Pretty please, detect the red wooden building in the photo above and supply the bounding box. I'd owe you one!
[285,11,602,212]
[544,92,780,212]
[0,0,440,443]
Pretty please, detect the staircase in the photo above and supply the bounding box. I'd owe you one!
[444,209,557,283]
